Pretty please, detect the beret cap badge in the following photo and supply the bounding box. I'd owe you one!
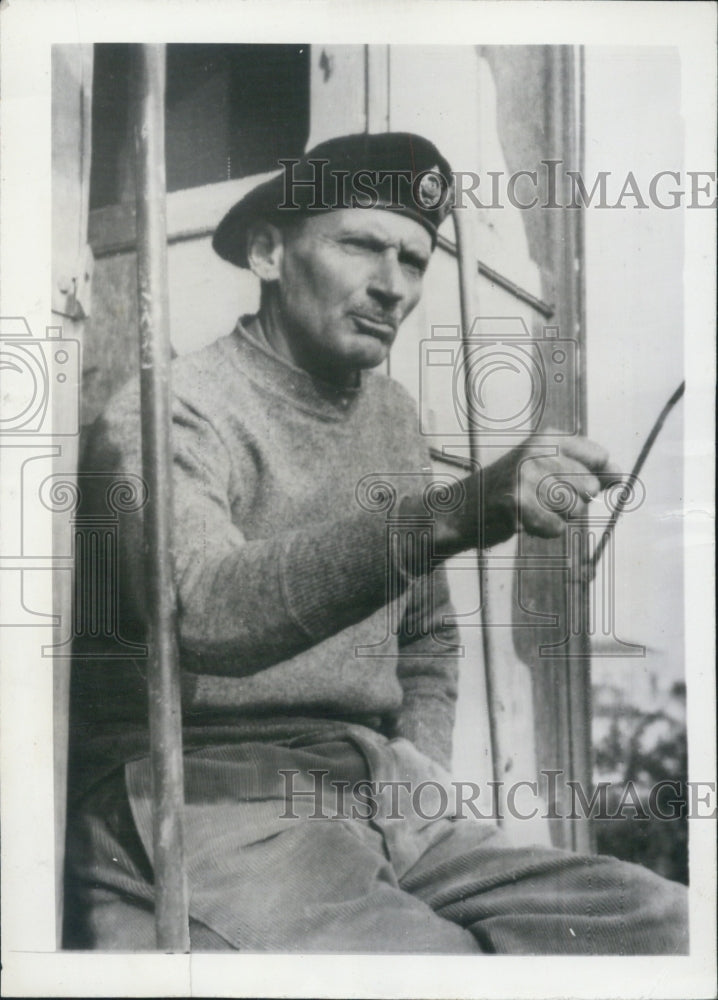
[416,169,445,209]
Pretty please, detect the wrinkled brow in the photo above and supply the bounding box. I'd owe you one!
[333,222,430,262]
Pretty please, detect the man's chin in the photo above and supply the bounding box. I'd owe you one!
[307,329,394,381]
[351,341,391,371]
[347,328,395,367]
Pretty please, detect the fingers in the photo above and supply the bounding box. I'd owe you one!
[546,433,609,475]
[516,436,620,539]
[596,459,624,492]
[531,432,623,493]
[482,433,622,542]
[556,438,625,493]
[518,454,598,538]
[518,502,565,539]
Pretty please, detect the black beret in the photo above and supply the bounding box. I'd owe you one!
[212,131,454,268]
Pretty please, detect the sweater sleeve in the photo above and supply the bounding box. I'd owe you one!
[88,387,417,676]
[391,566,459,770]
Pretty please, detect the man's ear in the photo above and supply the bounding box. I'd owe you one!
[246,222,284,281]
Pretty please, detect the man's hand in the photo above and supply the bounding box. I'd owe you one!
[476,432,622,546]
[399,432,621,564]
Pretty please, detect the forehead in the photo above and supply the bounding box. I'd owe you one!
[290,208,433,253]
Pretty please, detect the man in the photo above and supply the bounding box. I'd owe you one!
[65,132,688,953]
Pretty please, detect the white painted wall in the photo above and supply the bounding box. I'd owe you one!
[584,48,685,710]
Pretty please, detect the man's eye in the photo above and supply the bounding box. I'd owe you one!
[403,258,428,275]
[341,237,376,251]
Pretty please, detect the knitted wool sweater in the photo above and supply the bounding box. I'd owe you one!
[69,319,459,799]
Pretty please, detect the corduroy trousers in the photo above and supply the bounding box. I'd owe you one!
[64,726,688,954]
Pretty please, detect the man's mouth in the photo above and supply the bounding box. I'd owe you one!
[349,314,398,340]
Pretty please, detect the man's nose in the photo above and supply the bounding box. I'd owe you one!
[367,250,405,307]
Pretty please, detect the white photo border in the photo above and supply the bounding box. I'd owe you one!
[1,1,715,997]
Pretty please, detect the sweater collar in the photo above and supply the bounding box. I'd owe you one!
[228,316,364,421]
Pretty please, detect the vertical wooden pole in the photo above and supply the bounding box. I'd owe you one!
[131,43,190,951]
[550,44,593,854]
[453,206,509,820]
[567,44,594,854]
[512,44,592,852]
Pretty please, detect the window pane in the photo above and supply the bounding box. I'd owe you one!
[90,43,310,209]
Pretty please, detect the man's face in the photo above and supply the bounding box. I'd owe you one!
[275,208,433,381]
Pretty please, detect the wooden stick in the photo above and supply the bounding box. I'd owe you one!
[131,42,190,952]
[452,206,509,818]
